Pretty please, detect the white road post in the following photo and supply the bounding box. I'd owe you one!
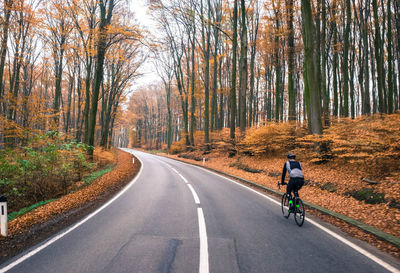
[203,158,205,166]
[0,196,7,237]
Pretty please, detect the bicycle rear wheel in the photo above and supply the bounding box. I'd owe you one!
[281,194,290,218]
[294,198,305,226]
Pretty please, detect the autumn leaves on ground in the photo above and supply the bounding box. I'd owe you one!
[158,113,400,257]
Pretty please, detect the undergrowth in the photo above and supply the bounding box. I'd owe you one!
[346,188,386,204]
[0,131,104,213]
[240,113,400,179]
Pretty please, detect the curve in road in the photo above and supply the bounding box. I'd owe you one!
[0,149,399,273]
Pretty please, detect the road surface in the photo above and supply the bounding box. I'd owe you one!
[1,149,399,273]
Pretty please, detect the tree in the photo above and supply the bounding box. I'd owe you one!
[0,0,13,107]
[155,49,174,150]
[301,0,322,135]
[286,0,295,121]
[87,0,116,157]
[43,0,73,127]
[230,0,238,140]
[238,0,247,134]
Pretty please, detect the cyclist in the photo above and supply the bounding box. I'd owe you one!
[281,153,304,212]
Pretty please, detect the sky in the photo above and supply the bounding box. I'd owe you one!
[130,0,160,91]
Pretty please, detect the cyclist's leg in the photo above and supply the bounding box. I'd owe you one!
[293,178,304,212]
[293,178,304,196]
[287,178,295,210]
[286,178,295,196]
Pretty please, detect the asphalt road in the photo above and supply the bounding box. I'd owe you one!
[1,149,399,273]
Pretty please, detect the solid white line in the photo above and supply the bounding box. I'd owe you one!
[187,184,201,204]
[0,152,144,273]
[157,157,399,273]
[306,218,399,273]
[197,208,209,273]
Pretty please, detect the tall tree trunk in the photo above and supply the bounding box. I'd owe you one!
[274,5,281,122]
[372,0,385,113]
[286,0,296,121]
[238,0,247,134]
[230,0,238,140]
[211,0,221,132]
[87,0,115,157]
[166,82,172,150]
[387,0,393,114]
[321,0,328,125]
[0,0,12,107]
[190,15,196,145]
[202,0,211,145]
[342,0,351,117]
[218,57,224,129]
[83,57,92,143]
[301,0,322,135]
[361,1,371,115]
[395,0,400,110]
[249,6,259,127]
[369,23,378,114]
[53,43,65,127]
[65,73,74,133]
[332,4,339,117]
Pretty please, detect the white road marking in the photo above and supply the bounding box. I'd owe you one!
[161,159,209,273]
[179,174,189,184]
[306,218,400,273]
[0,150,144,273]
[187,184,201,204]
[157,156,399,273]
[197,208,209,273]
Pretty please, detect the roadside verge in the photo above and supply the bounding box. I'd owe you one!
[0,149,141,264]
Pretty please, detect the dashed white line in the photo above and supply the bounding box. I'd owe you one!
[179,173,189,184]
[161,160,209,273]
[187,184,201,204]
[197,208,209,273]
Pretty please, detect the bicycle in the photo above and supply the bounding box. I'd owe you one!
[278,182,305,226]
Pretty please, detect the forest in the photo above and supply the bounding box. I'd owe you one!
[0,0,144,151]
[122,0,400,153]
[0,0,144,211]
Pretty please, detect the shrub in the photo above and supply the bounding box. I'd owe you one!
[347,188,386,204]
[321,182,337,193]
[0,132,95,212]
[170,139,186,154]
[240,122,307,156]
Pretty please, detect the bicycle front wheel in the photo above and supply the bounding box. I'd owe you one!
[281,194,290,218]
[294,198,305,226]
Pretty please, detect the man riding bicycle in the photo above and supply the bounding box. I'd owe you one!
[281,153,304,212]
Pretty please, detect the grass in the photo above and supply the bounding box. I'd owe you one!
[7,199,57,221]
[149,149,167,154]
[83,164,114,186]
